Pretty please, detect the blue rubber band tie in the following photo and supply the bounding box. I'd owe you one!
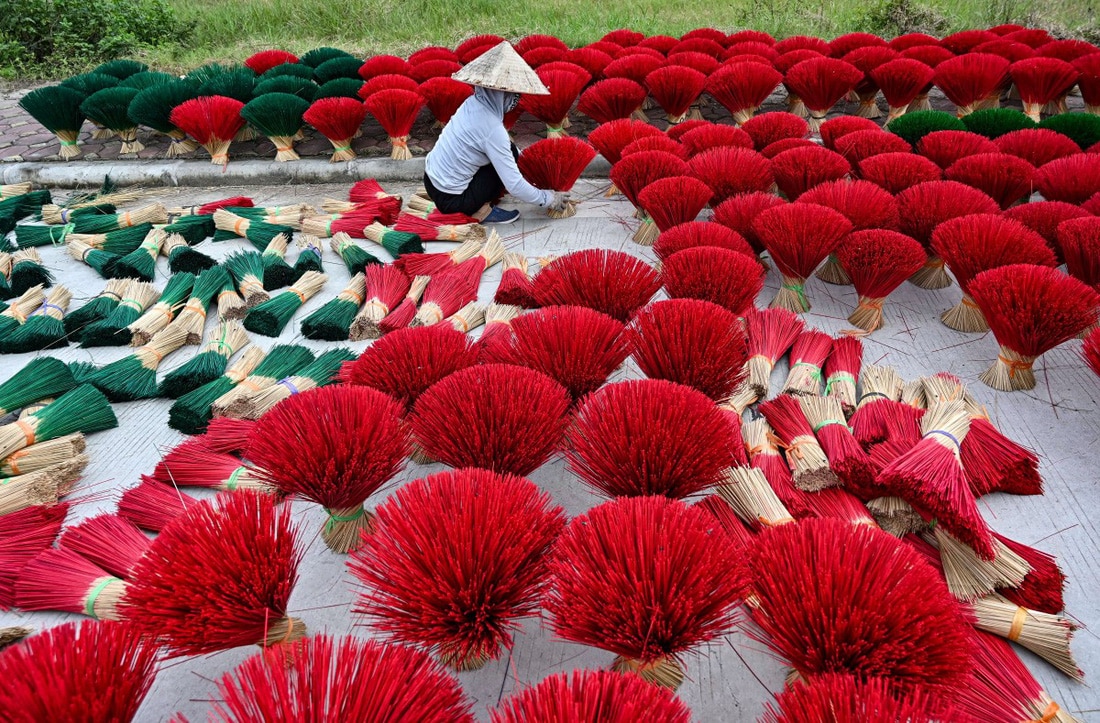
[277,378,300,395]
[923,429,960,449]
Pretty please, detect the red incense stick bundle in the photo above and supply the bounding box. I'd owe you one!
[957,630,1080,723]
[621,134,687,160]
[247,385,409,553]
[706,62,783,124]
[627,299,747,403]
[58,513,150,579]
[393,211,481,241]
[712,191,787,256]
[199,417,255,454]
[728,306,805,412]
[1010,57,1080,121]
[824,335,863,415]
[996,128,1082,169]
[783,57,863,132]
[848,364,904,446]
[746,518,973,696]
[0,620,159,722]
[587,118,663,194]
[244,49,298,74]
[769,145,852,199]
[995,533,1067,615]
[0,504,68,609]
[358,54,411,80]
[347,263,411,340]
[635,176,712,244]
[377,275,429,334]
[1035,154,1100,205]
[878,399,995,559]
[396,237,481,277]
[843,45,900,119]
[364,88,424,160]
[491,669,691,723]
[303,97,367,162]
[545,496,747,689]
[645,66,705,124]
[204,635,474,722]
[800,395,874,491]
[857,151,942,194]
[119,489,305,656]
[871,57,937,121]
[660,246,765,317]
[932,213,1056,332]
[740,110,809,149]
[567,379,739,499]
[687,146,775,205]
[741,419,813,520]
[577,78,647,123]
[532,249,660,322]
[520,69,588,136]
[151,438,271,492]
[934,53,1011,116]
[971,263,1099,390]
[410,364,570,476]
[780,329,833,396]
[349,468,564,670]
[896,180,1000,289]
[760,674,953,723]
[358,73,419,99]
[494,252,536,308]
[517,137,597,218]
[653,221,754,262]
[945,152,1036,209]
[917,130,998,170]
[492,305,628,404]
[16,546,128,619]
[759,394,840,491]
[833,128,912,165]
[169,96,245,167]
[409,59,460,83]
[610,150,689,237]
[819,115,880,148]
[341,324,477,411]
[753,202,853,312]
[117,478,199,532]
[678,123,754,156]
[1059,217,1100,314]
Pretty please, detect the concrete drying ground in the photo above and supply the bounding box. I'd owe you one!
[0,181,1097,722]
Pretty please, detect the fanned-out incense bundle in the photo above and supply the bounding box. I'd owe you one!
[168,346,268,435]
[159,321,250,398]
[0,620,159,722]
[760,674,954,723]
[753,203,853,312]
[243,271,327,337]
[546,496,747,690]
[18,85,86,159]
[532,249,660,323]
[969,264,1100,391]
[214,348,353,420]
[517,138,597,219]
[304,97,366,162]
[169,96,245,166]
[492,669,691,723]
[120,490,305,657]
[349,468,564,669]
[836,229,927,332]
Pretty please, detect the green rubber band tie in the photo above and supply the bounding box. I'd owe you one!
[824,372,856,394]
[324,506,365,532]
[83,577,118,619]
[225,466,244,491]
[812,419,848,432]
[781,282,808,308]
[60,139,78,146]
[792,361,823,381]
[333,144,352,152]
[52,224,74,244]
[547,124,564,133]
[120,297,142,310]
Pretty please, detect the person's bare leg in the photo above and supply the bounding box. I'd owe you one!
[472,203,492,221]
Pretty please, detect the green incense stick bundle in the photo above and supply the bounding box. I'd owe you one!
[301,273,364,341]
[159,321,250,398]
[213,347,354,420]
[244,271,327,337]
[0,357,76,416]
[167,346,268,435]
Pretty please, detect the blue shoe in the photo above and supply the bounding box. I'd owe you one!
[481,206,520,224]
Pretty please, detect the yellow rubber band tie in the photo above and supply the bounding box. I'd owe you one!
[1008,606,1028,642]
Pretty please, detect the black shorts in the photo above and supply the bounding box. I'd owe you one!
[423,144,520,216]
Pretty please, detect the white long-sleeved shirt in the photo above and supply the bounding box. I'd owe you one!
[425,87,553,207]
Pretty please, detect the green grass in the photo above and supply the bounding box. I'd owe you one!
[138,0,1097,73]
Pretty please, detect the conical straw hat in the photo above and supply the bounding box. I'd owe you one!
[452,41,550,95]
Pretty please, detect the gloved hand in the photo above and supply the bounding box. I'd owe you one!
[548,191,571,213]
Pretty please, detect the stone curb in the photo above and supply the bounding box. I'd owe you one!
[0,156,612,189]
